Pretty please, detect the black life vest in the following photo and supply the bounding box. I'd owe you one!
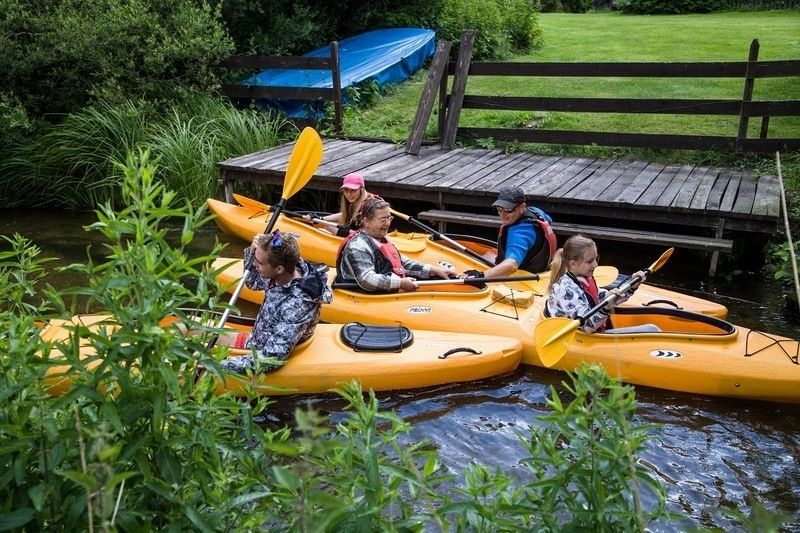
[496,207,557,273]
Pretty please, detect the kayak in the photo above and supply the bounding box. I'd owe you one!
[207,194,728,318]
[213,259,800,403]
[39,314,522,397]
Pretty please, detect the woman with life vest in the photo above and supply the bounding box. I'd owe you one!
[335,195,457,292]
[304,172,370,236]
[544,235,659,334]
[461,186,557,281]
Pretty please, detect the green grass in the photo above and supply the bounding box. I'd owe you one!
[344,11,800,143]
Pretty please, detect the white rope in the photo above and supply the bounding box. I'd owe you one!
[775,151,800,308]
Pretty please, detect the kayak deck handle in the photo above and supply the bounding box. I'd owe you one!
[643,299,681,309]
[439,347,482,359]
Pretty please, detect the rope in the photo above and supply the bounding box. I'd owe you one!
[775,151,800,310]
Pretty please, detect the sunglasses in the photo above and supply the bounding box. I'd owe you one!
[495,206,517,214]
[270,230,282,249]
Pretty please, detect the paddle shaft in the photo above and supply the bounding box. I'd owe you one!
[333,274,540,289]
[390,209,494,267]
[282,208,347,231]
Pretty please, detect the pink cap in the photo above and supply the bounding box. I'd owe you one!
[340,172,365,190]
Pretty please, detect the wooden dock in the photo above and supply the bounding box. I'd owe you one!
[218,138,780,233]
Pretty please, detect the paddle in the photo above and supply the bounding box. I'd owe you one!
[533,247,674,367]
[282,208,348,232]
[390,208,494,267]
[207,127,323,349]
[332,274,541,290]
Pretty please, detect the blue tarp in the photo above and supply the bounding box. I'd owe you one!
[243,28,436,118]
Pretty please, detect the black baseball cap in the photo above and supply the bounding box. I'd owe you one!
[492,187,526,210]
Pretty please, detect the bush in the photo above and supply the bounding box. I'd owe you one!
[0,0,233,128]
[562,0,594,12]
[617,0,730,13]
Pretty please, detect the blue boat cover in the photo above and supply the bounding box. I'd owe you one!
[243,28,436,118]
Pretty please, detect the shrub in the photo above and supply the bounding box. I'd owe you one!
[618,0,730,13]
[504,0,545,52]
[562,0,594,12]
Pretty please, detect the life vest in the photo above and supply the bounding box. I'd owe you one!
[570,272,609,332]
[496,207,557,273]
[335,231,405,283]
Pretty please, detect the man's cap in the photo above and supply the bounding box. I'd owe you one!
[492,186,526,210]
[340,173,365,190]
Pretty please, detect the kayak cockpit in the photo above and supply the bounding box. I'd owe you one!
[606,307,735,335]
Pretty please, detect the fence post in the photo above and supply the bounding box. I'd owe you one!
[330,41,344,137]
[442,30,475,150]
[405,40,452,154]
[736,39,759,151]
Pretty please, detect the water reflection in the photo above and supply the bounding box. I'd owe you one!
[2,208,799,530]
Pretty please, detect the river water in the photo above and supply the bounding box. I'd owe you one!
[2,207,798,531]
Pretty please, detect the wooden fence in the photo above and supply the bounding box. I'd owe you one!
[219,43,344,136]
[406,32,800,154]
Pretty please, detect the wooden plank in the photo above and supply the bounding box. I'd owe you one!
[526,158,594,197]
[319,142,401,178]
[461,95,742,115]
[427,149,505,191]
[737,40,759,148]
[626,164,678,206]
[550,159,608,197]
[415,210,733,252]
[459,151,539,190]
[752,174,781,217]
[595,160,655,203]
[565,160,627,200]
[704,169,734,211]
[672,166,709,209]
[442,31,474,149]
[406,40,451,154]
[653,165,695,207]
[689,167,723,210]
[401,148,476,186]
[503,155,566,190]
[718,170,744,212]
[615,162,666,205]
[731,169,757,214]
[392,147,469,184]
[522,157,584,195]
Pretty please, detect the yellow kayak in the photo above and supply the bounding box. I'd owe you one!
[39,314,522,397]
[207,194,728,318]
[213,259,800,403]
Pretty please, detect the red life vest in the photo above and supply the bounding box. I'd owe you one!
[576,275,607,332]
[335,231,406,279]
[496,208,557,273]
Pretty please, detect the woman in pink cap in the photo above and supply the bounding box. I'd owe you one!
[308,172,369,236]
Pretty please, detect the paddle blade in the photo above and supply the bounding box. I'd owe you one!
[282,127,323,200]
[534,317,580,367]
[594,265,619,288]
[648,247,674,274]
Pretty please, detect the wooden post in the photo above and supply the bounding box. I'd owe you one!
[760,116,770,139]
[330,41,344,137]
[442,30,475,150]
[708,218,726,277]
[736,39,759,151]
[405,40,452,155]
[438,54,449,141]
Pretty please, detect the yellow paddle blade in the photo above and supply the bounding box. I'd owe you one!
[283,127,323,200]
[389,207,411,221]
[594,266,620,287]
[648,247,674,274]
[232,193,268,212]
[534,317,580,367]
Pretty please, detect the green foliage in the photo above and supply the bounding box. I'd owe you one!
[561,0,594,12]
[0,0,232,123]
[436,0,544,59]
[522,365,669,530]
[618,0,730,13]
[0,95,290,208]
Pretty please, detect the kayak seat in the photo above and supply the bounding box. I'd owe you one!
[340,322,413,352]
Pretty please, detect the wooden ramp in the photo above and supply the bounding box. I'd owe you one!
[217,138,781,273]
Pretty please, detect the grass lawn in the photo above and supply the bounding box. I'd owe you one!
[343,11,800,145]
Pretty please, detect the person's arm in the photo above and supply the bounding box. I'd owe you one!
[482,258,519,278]
[242,247,270,291]
[483,225,537,277]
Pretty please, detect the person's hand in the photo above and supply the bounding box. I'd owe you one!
[430,265,456,280]
[628,270,647,292]
[461,269,484,279]
[399,277,418,292]
[251,233,264,253]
